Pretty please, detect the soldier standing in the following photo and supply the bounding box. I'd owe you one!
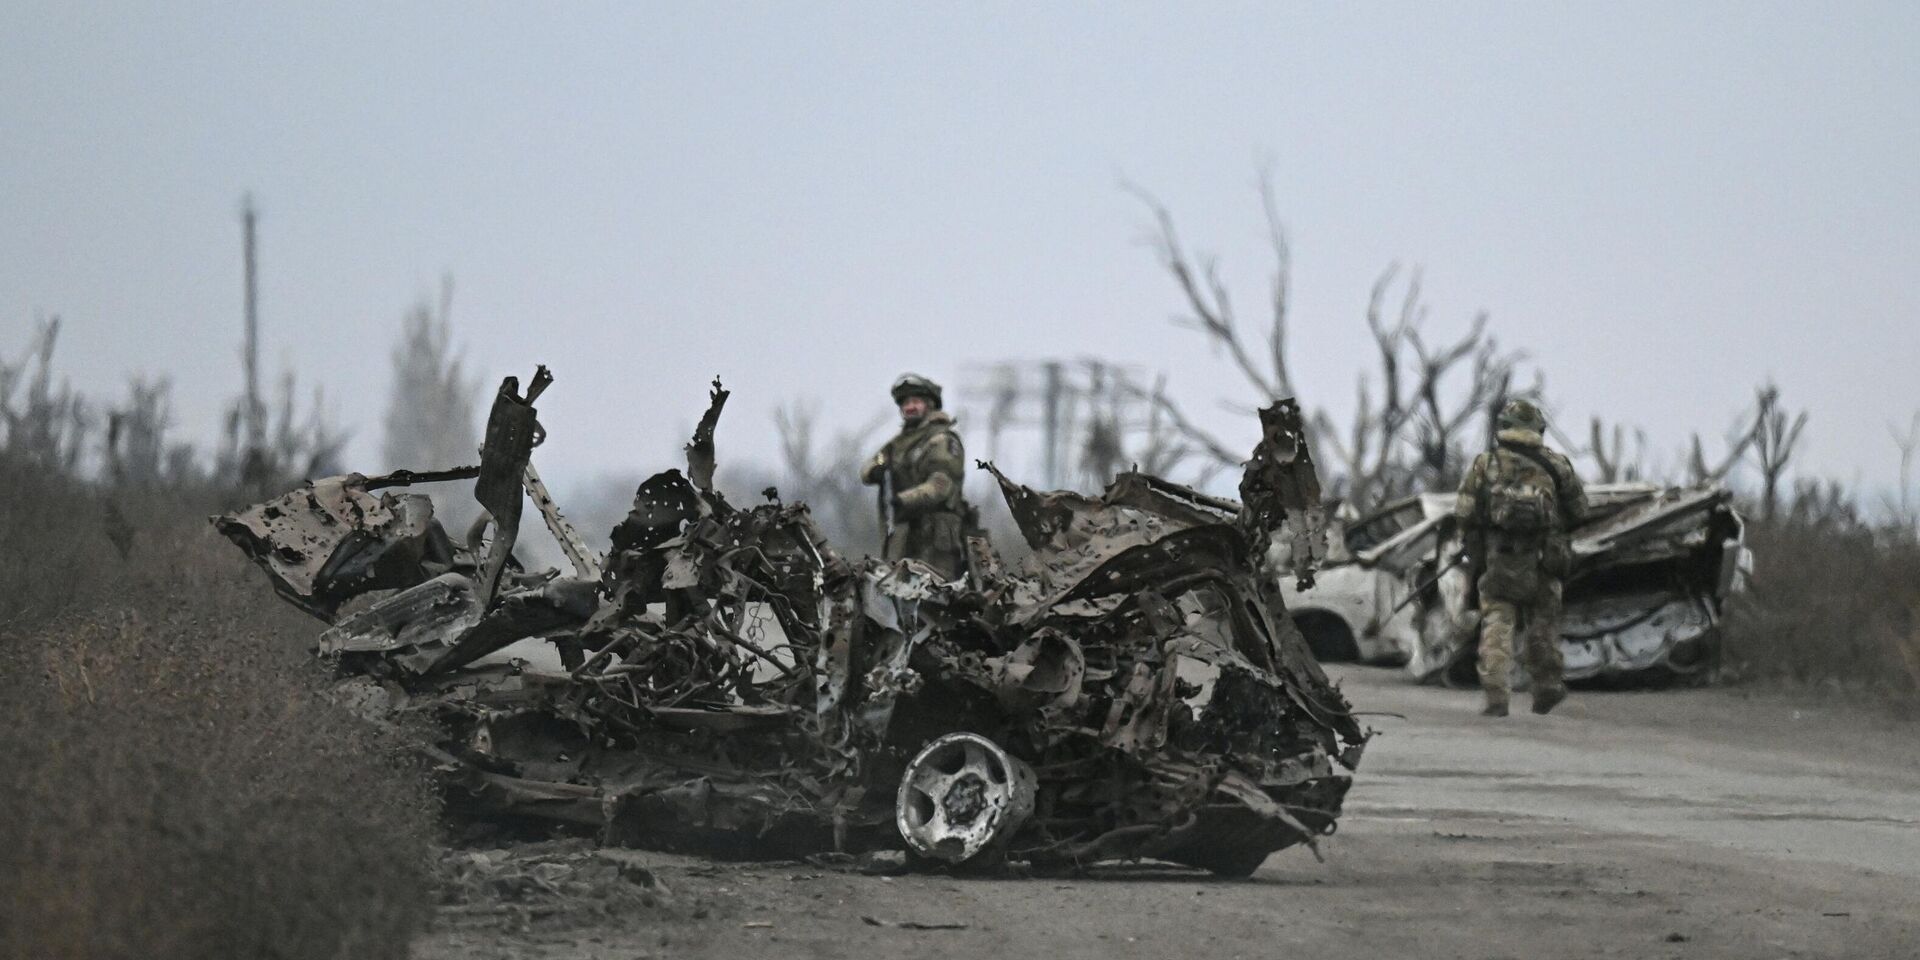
[860,373,971,580]
[1455,399,1587,717]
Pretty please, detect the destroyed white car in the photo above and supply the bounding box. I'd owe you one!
[1281,484,1750,685]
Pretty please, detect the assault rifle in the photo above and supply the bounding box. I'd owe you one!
[879,464,897,540]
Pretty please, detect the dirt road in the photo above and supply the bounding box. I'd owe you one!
[416,667,1920,960]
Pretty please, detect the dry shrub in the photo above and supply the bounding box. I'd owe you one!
[1724,516,1920,705]
[0,454,436,960]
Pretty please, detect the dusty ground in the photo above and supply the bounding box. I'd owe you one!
[413,666,1920,960]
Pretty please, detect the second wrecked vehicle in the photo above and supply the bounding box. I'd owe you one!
[1280,484,1750,686]
[216,370,1366,876]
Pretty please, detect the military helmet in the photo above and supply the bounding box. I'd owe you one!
[1497,398,1546,433]
[890,372,943,408]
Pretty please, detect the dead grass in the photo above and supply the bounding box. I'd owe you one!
[0,455,436,960]
[1723,516,1920,707]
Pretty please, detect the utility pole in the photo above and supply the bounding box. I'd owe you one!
[235,193,274,487]
[1042,360,1062,488]
[240,194,266,473]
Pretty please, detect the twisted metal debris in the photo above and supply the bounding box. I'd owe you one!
[217,370,1365,875]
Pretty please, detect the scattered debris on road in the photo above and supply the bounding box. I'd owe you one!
[436,840,674,929]
[218,369,1365,876]
[860,916,970,930]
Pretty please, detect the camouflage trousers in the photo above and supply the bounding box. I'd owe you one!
[883,511,967,581]
[1477,578,1565,705]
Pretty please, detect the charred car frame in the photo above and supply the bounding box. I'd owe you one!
[216,370,1366,876]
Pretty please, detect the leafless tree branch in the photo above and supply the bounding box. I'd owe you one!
[1124,179,1289,401]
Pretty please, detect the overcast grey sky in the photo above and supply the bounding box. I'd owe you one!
[4,2,1917,500]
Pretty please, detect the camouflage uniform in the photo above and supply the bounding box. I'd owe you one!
[861,375,971,580]
[1455,400,1587,716]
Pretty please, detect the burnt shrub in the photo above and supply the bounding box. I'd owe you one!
[1723,514,1920,705]
[0,455,436,960]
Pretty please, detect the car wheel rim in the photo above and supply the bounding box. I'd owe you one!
[895,732,1036,864]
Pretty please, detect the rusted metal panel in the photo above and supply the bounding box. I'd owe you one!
[212,474,455,621]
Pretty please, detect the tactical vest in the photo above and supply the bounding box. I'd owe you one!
[1483,445,1561,535]
[1475,442,1574,579]
[885,421,965,513]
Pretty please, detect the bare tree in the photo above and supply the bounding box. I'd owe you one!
[1889,411,1920,528]
[1310,389,1374,507]
[1339,269,1419,505]
[1387,275,1521,496]
[0,316,92,472]
[215,367,347,489]
[963,173,1539,514]
[1128,374,1191,478]
[104,375,174,487]
[271,373,348,480]
[1787,476,1856,529]
[768,402,888,552]
[1585,416,1650,483]
[5,320,195,489]
[979,363,1021,463]
[1748,381,1808,523]
[958,359,1202,491]
[1125,175,1525,513]
[383,276,480,471]
[1687,411,1761,486]
[1125,173,1296,403]
[1120,175,1298,482]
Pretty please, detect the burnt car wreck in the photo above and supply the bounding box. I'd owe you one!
[1281,484,1750,686]
[216,370,1366,876]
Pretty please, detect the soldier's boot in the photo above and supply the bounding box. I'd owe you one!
[1530,685,1567,715]
[1477,601,1517,719]
[1524,611,1567,715]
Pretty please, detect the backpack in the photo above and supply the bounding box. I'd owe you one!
[1483,447,1559,535]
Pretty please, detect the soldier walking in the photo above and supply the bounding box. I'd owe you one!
[860,373,971,580]
[1455,399,1587,717]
